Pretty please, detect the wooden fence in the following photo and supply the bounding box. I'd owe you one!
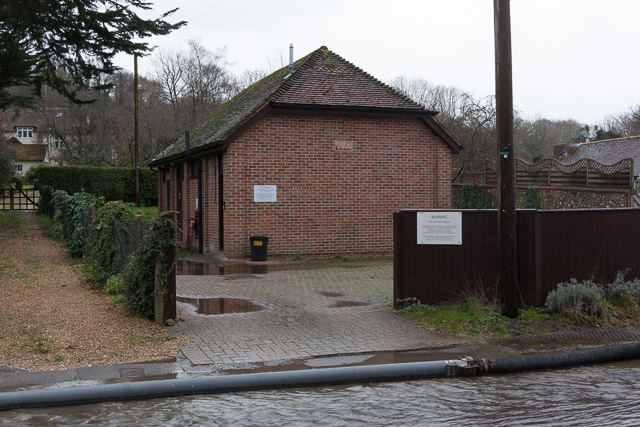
[485,158,634,190]
[394,209,640,308]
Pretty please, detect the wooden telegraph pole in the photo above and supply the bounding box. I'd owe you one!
[134,54,141,207]
[494,0,520,317]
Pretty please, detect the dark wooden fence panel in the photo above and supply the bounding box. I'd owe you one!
[535,209,640,302]
[394,209,640,308]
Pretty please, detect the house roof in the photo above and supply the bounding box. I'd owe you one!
[2,137,47,162]
[151,46,460,166]
[4,111,47,131]
[564,136,640,176]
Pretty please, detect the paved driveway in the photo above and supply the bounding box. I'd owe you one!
[173,259,458,365]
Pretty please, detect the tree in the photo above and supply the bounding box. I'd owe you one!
[573,124,622,143]
[603,105,640,137]
[151,40,237,133]
[514,118,582,163]
[390,76,497,181]
[0,0,185,109]
[0,143,15,187]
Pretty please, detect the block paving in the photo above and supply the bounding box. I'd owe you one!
[172,259,460,365]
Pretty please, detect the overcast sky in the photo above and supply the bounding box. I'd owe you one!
[114,0,640,125]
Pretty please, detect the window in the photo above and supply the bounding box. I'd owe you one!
[53,136,63,149]
[15,164,23,173]
[17,127,34,138]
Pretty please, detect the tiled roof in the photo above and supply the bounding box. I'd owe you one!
[565,136,640,176]
[5,111,47,131]
[271,46,424,109]
[152,46,449,165]
[2,138,47,161]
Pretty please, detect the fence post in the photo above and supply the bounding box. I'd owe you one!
[9,188,14,211]
[154,212,176,325]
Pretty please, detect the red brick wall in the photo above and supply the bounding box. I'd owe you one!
[160,111,454,256]
[220,111,452,257]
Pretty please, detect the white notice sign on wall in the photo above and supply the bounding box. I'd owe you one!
[254,185,277,203]
[417,212,462,245]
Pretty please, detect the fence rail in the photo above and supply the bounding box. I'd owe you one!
[394,209,640,308]
[485,158,634,189]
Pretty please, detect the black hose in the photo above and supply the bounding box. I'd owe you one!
[490,340,640,373]
[1,341,639,411]
[0,360,453,411]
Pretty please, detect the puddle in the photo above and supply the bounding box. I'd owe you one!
[177,260,268,276]
[319,291,345,297]
[177,297,264,315]
[328,301,371,308]
[176,259,382,276]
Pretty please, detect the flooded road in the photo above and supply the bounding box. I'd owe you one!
[3,360,640,425]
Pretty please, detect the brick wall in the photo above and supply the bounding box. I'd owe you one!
[221,111,452,257]
[160,111,454,257]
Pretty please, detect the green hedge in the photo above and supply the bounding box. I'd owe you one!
[30,164,157,206]
[461,183,496,209]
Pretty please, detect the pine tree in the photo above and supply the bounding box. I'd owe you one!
[0,0,185,109]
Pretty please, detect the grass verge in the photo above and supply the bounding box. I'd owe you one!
[396,299,637,338]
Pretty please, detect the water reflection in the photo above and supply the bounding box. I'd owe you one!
[4,362,640,425]
[177,260,268,276]
[177,297,263,315]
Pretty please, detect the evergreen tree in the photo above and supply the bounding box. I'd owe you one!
[0,0,185,109]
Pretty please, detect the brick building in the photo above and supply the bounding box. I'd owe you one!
[150,46,461,257]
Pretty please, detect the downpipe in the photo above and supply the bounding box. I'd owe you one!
[2,341,640,411]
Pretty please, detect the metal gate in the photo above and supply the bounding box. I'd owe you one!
[0,188,39,210]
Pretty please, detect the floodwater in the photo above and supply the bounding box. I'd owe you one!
[3,361,640,425]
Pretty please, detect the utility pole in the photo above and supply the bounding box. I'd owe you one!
[494,0,519,317]
[134,54,140,207]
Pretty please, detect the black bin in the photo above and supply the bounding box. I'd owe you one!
[249,236,269,261]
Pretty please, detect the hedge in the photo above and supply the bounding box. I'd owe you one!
[30,164,157,206]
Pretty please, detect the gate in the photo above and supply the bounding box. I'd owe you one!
[0,188,39,210]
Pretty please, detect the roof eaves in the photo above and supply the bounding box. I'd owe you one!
[420,114,462,154]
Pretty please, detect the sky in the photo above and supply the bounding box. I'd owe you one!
[114,0,640,125]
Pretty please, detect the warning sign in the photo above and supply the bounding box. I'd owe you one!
[417,212,462,245]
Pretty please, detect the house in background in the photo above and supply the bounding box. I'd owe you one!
[151,46,461,257]
[3,110,63,175]
[2,137,47,177]
[561,135,640,185]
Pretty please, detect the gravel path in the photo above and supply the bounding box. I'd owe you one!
[0,211,184,372]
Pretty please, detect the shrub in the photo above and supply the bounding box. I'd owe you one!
[10,175,23,190]
[88,201,135,286]
[123,214,176,319]
[64,192,103,258]
[50,209,65,241]
[461,183,495,209]
[524,186,541,209]
[30,164,157,205]
[104,275,124,296]
[545,278,605,316]
[38,185,53,216]
[605,271,640,306]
